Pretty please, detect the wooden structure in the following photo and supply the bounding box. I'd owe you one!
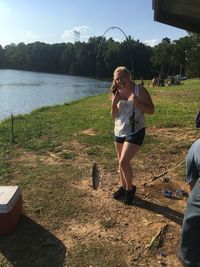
[153,0,200,34]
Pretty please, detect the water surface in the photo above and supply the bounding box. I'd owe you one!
[0,69,110,121]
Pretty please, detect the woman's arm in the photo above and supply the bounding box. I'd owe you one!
[111,92,120,119]
[133,86,154,115]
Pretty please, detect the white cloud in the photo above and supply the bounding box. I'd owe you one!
[61,25,90,43]
[144,39,159,47]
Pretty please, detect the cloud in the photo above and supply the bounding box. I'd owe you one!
[144,39,159,47]
[61,25,90,43]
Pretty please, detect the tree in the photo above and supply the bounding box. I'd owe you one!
[186,33,200,77]
[103,38,121,76]
[171,36,192,76]
[0,45,8,68]
[151,38,173,77]
[2,33,199,79]
[26,42,52,72]
[49,43,67,73]
[4,43,17,68]
[61,43,75,74]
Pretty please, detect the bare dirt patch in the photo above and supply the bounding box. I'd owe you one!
[2,127,199,266]
[81,128,97,136]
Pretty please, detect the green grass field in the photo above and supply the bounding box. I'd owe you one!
[0,79,199,266]
[0,79,199,181]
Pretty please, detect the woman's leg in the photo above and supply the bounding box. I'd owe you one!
[119,142,140,190]
[114,141,126,187]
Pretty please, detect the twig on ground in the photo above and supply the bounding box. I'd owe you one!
[143,160,185,186]
[145,224,168,250]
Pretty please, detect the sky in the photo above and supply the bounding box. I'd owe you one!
[0,0,188,48]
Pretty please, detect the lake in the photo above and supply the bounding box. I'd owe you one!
[0,69,111,121]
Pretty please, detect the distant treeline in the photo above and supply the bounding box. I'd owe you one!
[0,33,199,79]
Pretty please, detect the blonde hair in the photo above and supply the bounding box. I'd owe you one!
[109,66,132,97]
[113,66,130,76]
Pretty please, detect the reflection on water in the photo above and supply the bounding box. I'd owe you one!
[0,69,110,121]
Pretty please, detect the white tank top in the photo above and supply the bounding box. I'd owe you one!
[114,84,145,137]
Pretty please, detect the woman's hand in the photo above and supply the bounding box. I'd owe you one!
[112,89,120,102]
[111,90,120,119]
[129,92,139,105]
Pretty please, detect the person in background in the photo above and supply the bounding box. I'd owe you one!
[152,77,157,87]
[185,138,200,194]
[110,66,154,205]
[179,115,200,267]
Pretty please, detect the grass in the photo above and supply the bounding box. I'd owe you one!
[0,77,199,203]
[0,78,199,266]
[1,79,199,152]
[67,242,128,267]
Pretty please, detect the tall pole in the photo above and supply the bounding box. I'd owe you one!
[11,114,14,143]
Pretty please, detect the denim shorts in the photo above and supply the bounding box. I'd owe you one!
[114,128,145,146]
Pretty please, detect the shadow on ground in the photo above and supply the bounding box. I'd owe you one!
[0,215,67,267]
[134,196,184,225]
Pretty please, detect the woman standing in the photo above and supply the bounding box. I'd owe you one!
[111,66,154,205]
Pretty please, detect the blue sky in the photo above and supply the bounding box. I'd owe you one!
[0,0,188,48]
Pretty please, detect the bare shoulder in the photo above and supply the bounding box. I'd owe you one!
[138,85,152,99]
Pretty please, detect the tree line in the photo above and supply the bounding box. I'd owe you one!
[0,32,199,79]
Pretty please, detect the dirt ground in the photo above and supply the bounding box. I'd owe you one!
[0,126,199,267]
[55,126,197,267]
[61,169,185,265]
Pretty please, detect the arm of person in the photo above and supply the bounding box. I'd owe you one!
[111,92,120,119]
[188,180,197,194]
[133,86,154,115]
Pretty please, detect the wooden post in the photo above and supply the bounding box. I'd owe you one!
[11,114,14,143]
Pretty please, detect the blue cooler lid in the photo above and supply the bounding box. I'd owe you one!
[0,186,21,213]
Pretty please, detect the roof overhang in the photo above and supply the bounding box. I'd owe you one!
[153,0,200,34]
